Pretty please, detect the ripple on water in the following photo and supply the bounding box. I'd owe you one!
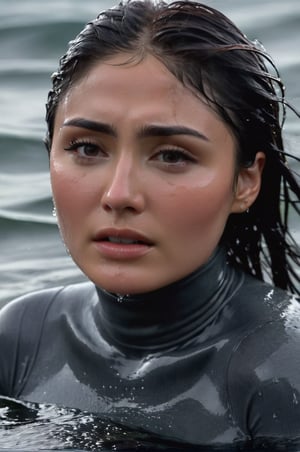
[1,397,300,451]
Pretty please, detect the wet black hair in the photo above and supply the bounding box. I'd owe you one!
[45,0,300,294]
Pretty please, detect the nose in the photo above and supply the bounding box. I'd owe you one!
[101,154,145,214]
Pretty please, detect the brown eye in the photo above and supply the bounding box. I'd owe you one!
[64,140,105,159]
[155,149,196,164]
[77,143,100,157]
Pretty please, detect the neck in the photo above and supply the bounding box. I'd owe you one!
[95,247,243,354]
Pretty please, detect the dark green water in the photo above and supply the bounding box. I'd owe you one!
[0,0,300,450]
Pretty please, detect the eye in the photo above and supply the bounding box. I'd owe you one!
[154,149,196,165]
[64,140,105,159]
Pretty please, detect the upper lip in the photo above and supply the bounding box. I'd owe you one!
[93,228,154,245]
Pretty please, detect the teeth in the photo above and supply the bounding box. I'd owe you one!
[107,236,139,244]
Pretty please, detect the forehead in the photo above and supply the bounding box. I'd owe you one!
[55,53,235,146]
[66,53,191,107]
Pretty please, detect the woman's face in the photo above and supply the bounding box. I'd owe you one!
[50,54,242,294]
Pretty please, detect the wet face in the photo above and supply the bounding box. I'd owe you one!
[50,54,244,294]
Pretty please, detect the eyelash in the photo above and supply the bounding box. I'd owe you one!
[64,139,197,167]
[64,139,104,159]
[153,148,197,165]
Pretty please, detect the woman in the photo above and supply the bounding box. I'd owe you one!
[0,0,300,448]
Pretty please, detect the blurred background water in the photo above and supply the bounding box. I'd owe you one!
[0,0,299,306]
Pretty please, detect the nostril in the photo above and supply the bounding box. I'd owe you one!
[101,187,145,213]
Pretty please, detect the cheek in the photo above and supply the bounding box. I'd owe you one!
[51,156,94,207]
[160,181,234,238]
[50,164,91,235]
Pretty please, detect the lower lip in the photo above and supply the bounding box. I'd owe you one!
[93,241,152,260]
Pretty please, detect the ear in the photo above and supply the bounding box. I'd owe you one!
[231,151,265,213]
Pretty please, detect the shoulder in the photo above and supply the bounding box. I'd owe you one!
[229,296,300,381]
[0,281,96,336]
[235,273,293,307]
[0,282,96,396]
[230,273,297,330]
[0,286,62,332]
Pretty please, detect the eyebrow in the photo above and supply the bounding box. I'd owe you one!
[137,124,209,141]
[63,118,209,141]
[63,118,117,136]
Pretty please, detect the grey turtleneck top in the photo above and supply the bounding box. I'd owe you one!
[0,248,300,447]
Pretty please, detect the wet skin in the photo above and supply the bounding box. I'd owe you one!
[50,54,263,295]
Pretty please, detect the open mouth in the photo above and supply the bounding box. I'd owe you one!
[93,230,153,259]
[105,236,147,245]
[94,229,153,247]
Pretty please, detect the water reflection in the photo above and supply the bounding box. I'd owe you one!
[1,397,300,451]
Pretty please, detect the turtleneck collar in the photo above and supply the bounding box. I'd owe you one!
[95,247,243,354]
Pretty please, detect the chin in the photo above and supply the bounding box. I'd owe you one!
[80,263,186,295]
[97,283,149,296]
[88,275,150,295]
[90,273,173,296]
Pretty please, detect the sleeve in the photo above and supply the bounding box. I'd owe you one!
[227,319,300,441]
[0,288,62,397]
